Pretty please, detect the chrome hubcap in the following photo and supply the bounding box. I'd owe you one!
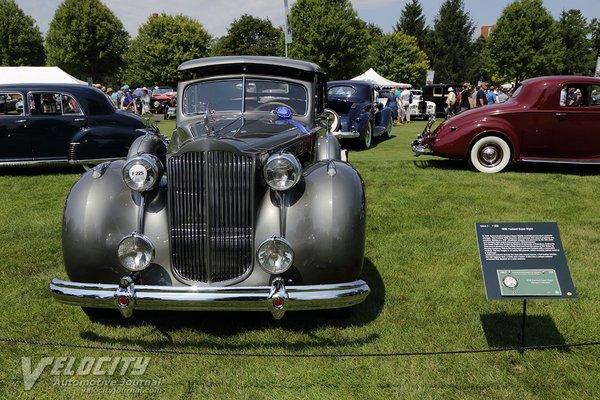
[479,145,502,166]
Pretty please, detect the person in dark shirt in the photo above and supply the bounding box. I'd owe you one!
[476,82,487,107]
[460,83,471,111]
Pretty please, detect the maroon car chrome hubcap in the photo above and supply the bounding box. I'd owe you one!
[479,145,502,166]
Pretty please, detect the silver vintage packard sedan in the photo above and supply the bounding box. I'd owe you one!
[49,56,370,319]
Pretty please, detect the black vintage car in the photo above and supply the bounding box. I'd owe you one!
[0,84,149,169]
[50,56,369,319]
[326,80,393,149]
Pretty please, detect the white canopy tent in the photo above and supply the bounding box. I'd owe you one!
[351,68,411,89]
[0,66,87,85]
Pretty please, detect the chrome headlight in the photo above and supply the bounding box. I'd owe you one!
[257,237,294,274]
[117,233,155,272]
[122,153,163,192]
[263,152,301,191]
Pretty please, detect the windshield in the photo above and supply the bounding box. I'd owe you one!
[183,78,308,116]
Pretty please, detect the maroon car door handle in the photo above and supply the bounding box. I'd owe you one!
[555,112,567,117]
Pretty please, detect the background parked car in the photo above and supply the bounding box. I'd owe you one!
[0,83,151,169]
[326,80,393,149]
[408,89,436,119]
[422,84,459,117]
[412,76,600,173]
[49,56,370,320]
[150,86,174,114]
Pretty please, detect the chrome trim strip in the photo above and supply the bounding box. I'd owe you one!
[521,158,600,165]
[0,157,123,168]
[49,278,370,319]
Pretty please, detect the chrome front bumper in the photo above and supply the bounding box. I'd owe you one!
[411,140,433,156]
[49,277,370,320]
[333,130,360,139]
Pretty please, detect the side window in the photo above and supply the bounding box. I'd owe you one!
[560,85,585,107]
[433,87,443,97]
[28,92,62,115]
[590,85,600,107]
[61,94,83,115]
[0,93,24,116]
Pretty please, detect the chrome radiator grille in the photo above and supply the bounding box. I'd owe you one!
[167,151,255,284]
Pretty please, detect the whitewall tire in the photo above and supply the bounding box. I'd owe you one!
[469,135,511,173]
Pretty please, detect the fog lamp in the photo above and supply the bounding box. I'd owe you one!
[257,237,294,274]
[263,152,301,191]
[117,233,155,271]
[122,153,163,192]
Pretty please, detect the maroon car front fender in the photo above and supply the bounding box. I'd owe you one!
[433,117,519,161]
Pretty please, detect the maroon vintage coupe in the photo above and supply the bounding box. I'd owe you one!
[412,76,600,173]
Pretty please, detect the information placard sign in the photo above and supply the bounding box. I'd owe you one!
[476,222,576,300]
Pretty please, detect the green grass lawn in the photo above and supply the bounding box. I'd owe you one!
[1,120,599,398]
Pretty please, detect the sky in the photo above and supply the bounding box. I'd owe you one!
[16,0,600,39]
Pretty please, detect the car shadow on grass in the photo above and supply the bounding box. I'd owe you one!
[413,158,467,171]
[480,312,569,352]
[78,258,385,350]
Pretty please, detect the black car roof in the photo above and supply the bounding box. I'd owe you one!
[0,83,115,115]
[178,56,324,82]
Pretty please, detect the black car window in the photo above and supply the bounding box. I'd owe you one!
[0,93,24,116]
[61,94,84,115]
[328,86,355,97]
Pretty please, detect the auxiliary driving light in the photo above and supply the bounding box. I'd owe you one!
[257,237,294,274]
[122,153,163,192]
[117,233,155,272]
[263,152,301,191]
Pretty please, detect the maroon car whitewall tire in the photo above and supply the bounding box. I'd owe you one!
[468,135,512,173]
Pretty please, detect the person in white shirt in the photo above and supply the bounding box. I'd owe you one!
[400,87,411,123]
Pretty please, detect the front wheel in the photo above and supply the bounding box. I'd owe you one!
[468,135,512,173]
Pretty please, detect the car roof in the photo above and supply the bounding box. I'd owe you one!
[328,80,372,88]
[178,56,324,82]
[521,75,600,86]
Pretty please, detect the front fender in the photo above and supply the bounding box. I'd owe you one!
[255,160,366,284]
[62,161,170,283]
[434,117,518,159]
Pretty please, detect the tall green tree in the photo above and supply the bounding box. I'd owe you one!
[289,0,369,80]
[394,0,428,49]
[488,0,563,82]
[212,14,283,56]
[591,18,600,67]
[559,10,594,75]
[364,32,429,87]
[45,0,128,83]
[426,0,475,84]
[0,0,45,66]
[123,14,211,88]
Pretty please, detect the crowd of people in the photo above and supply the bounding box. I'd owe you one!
[446,82,511,118]
[91,83,151,115]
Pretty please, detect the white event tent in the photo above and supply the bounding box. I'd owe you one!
[0,66,86,84]
[351,68,411,89]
